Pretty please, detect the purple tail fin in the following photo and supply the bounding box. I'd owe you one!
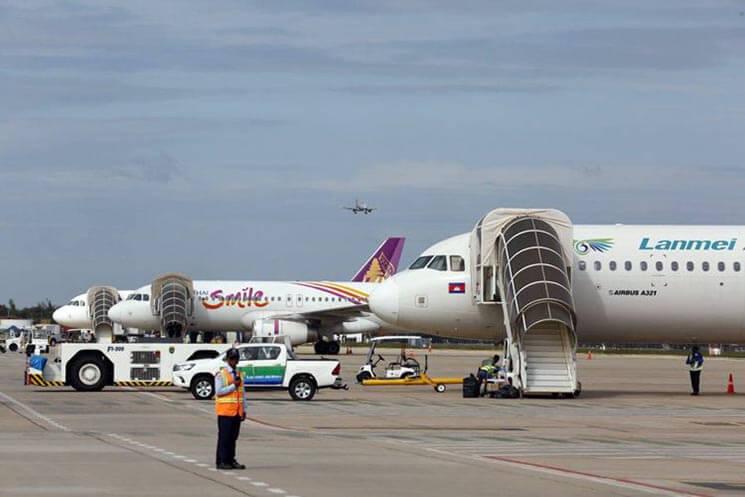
[351,237,405,283]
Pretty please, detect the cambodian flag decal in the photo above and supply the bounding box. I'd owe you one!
[448,282,466,294]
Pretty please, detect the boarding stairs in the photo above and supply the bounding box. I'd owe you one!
[151,273,194,339]
[87,286,121,343]
[471,209,578,396]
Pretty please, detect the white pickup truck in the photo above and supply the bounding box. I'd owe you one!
[173,343,344,401]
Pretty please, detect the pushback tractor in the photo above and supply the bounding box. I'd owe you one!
[26,342,232,390]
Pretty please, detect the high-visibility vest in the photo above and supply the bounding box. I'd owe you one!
[215,368,245,417]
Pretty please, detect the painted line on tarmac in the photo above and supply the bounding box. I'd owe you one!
[483,456,711,497]
[106,433,302,497]
[0,390,71,432]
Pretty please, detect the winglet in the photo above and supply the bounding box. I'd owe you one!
[351,237,405,283]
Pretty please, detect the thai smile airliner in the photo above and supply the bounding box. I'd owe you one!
[107,238,405,354]
[369,224,745,344]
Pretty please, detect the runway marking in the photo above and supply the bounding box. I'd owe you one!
[0,390,71,432]
[105,433,297,496]
[484,456,711,497]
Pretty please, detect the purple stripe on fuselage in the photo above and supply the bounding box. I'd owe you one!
[294,282,365,304]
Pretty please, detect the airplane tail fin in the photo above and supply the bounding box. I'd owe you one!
[351,237,405,283]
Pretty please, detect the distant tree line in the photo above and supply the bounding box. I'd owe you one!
[1,299,57,322]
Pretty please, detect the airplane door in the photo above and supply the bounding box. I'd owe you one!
[245,346,284,387]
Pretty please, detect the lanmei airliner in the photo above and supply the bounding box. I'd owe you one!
[368,208,745,395]
[108,237,405,354]
[370,211,745,344]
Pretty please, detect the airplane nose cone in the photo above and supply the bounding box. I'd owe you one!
[108,303,123,323]
[52,308,64,324]
[369,278,400,325]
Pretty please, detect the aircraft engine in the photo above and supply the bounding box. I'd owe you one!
[330,318,380,335]
[252,319,318,346]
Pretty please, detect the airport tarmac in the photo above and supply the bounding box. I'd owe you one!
[1,349,744,497]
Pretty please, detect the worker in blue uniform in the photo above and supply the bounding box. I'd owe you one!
[685,345,704,396]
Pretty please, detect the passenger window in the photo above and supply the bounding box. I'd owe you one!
[640,261,648,271]
[259,346,281,360]
[656,261,663,271]
[735,262,741,272]
[578,261,586,271]
[609,261,617,271]
[687,261,694,271]
[409,256,433,270]
[427,255,448,271]
[718,262,725,272]
[594,261,602,271]
[450,255,465,272]
[671,261,679,271]
[239,347,258,361]
[702,262,710,272]
[624,261,632,271]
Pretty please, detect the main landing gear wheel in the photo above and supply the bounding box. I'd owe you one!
[191,374,215,400]
[314,341,341,355]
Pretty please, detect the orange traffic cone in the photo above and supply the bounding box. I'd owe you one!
[587,350,593,360]
[727,373,735,394]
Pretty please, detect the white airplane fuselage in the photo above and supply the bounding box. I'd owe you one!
[369,225,745,344]
[53,291,133,329]
[109,281,383,334]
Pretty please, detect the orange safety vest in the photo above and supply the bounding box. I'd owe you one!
[214,367,245,417]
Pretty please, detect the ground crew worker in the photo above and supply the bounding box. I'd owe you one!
[215,348,247,470]
[478,354,501,397]
[686,345,704,396]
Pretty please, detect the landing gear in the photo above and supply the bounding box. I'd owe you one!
[314,340,340,355]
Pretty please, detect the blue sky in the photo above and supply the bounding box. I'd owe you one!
[2,1,745,305]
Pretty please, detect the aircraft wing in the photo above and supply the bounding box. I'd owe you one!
[256,304,369,324]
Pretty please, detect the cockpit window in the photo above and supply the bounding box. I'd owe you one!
[127,294,136,301]
[409,255,433,270]
[143,294,149,302]
[134,294,142,301]
[450,255,465,272]
[427,255,448,271]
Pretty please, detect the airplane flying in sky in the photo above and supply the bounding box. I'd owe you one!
[343,199,376,215]
[107,237,405,354]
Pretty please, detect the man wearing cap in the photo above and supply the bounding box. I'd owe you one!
[215,348,247,470]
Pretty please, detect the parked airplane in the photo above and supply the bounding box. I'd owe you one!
[368,208,745,395]
[343,199,376,215]
[53,289,133,330]
[369,211,745,344]
[108,237,405,354]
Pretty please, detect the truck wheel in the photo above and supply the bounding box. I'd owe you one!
[326,341,340,355]
[289,375,316,401]
[191,374,215,400]
[9,343,18,353]
[70,356,107,391]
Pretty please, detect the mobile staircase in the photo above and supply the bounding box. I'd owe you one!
[470,209,579,396]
